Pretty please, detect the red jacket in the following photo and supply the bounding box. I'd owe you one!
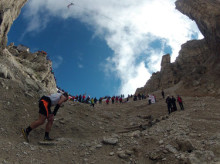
[177,97,182,103]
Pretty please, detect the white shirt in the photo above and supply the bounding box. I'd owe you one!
[48,93,62,106]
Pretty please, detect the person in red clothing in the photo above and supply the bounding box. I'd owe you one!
[83,94,86,102]
[119,97,122,103]
[116,97,119,103]
[177,95,184,110]
[106,98,109,104]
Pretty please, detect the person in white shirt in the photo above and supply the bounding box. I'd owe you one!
[21,92,68,142]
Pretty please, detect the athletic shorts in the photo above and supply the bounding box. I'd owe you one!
[38,96,51,117]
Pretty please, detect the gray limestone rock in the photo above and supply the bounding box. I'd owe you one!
[102,137,118,145]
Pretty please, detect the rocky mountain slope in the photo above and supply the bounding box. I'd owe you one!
[0,84,220,163]
[0,0,220,164]
[136,0,220,97]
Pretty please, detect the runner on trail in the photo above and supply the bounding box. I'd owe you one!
[21,92,69,142]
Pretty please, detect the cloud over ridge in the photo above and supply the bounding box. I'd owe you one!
[22,0,203,95]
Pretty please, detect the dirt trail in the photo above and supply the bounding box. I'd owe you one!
[0,82,220,164]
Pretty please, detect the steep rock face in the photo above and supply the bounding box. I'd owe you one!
[136,39,218,96]
[136,0,220,96]
[0,0,28,48]
[175,0,220,55]
[0,1,57,94]
[0,45,57,95]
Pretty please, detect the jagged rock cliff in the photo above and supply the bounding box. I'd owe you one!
[0,0,57,94]
[176,0,220,55]
[0,44,57,95]
[0,0,28,48]
[136,0,220,96]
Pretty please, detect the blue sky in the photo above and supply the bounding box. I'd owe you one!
[8,0,202,98]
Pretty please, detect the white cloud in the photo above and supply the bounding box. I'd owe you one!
[52,56,63,69]
[22,0,203,95]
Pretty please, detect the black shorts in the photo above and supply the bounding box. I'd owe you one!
[39,96,51,117]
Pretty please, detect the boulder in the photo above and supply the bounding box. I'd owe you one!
[102,137,118,145]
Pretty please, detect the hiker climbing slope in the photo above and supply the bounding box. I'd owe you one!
[177,95,184,110]
[171,96,177,111]
[21,92,69,142]
[166,95,172,114]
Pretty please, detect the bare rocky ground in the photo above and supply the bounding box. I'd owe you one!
[0,80,220,164]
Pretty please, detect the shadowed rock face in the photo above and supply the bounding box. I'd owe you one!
[0,0,28,48]
[175,0,220,55]
[136,0,220,96]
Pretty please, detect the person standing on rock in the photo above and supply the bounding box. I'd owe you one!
[166,95,172,114]
[177,95,184,110]
[21,92,69,142]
